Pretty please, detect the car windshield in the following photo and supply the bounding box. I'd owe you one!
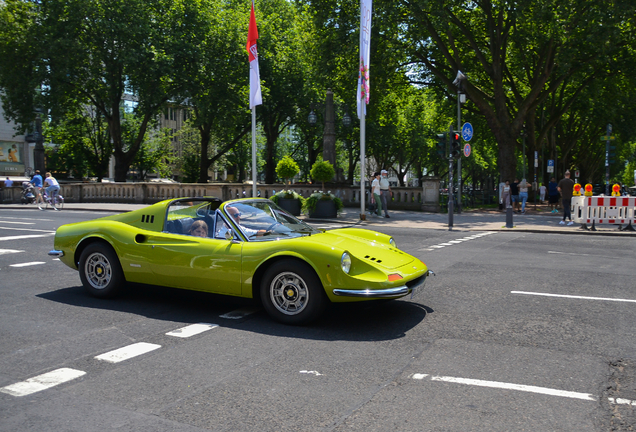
[223,200,321,240]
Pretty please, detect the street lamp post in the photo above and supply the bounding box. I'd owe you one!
[33,108,45,174]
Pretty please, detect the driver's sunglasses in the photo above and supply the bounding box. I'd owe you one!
[230,212,241,218]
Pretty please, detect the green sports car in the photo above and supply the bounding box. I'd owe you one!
[49,197,433,325]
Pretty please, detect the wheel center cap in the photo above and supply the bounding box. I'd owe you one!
[284,285,298,301]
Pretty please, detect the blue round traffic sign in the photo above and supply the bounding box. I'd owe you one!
[462,122,473,141]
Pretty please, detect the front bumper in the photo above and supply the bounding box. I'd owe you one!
[332,270,434,298]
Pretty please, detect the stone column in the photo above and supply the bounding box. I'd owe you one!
[323,89,336,168]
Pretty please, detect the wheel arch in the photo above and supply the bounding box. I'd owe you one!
[74,236,118,268]
[250,254,325,303]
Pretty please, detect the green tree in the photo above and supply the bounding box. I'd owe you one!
[276,155,300,185]
[0,0,190,181]
[310,160,335,191]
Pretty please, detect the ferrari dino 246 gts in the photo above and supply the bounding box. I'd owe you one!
[49,198,433,325]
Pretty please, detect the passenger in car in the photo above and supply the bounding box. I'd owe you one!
[189,220,208,237]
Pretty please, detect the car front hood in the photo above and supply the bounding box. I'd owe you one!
[310,231,414,270]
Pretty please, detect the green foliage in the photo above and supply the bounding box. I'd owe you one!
[269,189,305,205]
[275,156,300,184]
[302,191,344,215]
[309,160,335,190]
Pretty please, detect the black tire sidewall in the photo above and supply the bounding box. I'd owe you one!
[79,243,124,298]
[260,259,326,325]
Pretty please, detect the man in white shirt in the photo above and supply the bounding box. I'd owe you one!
[371,172,382,217]
[379,169,392,218]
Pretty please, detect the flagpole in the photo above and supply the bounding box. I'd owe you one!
[360,111,366,217]
[252,107,257,198]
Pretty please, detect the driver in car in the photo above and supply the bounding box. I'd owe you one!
[219,206,267,238]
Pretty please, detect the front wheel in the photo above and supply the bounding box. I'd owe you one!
[79,243,125,298]
[260,260,326,325]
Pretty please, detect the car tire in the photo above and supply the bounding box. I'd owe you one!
[79,242,125,298]
[260,259,326,325]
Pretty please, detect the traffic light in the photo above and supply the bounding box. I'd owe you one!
[436,133,447,158]
[450,132,461,158]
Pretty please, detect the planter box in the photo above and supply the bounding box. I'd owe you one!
[277,197,302,216]
[309,199,337,219]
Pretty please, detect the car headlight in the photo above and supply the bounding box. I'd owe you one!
[341,252,352,274]
[389,237,397,249]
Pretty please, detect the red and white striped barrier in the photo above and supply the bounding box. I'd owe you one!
[572,196,636,230]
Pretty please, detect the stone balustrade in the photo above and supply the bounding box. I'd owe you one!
[1,178,442,212]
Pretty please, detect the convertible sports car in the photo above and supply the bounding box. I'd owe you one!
[49,198,433,325]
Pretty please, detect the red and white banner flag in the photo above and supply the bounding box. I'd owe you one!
[357,0,372,118]
[246,1,262,108]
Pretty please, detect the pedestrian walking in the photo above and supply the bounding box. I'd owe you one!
[548,177,559,213]
[557,171,575,226]
[518,178,531,213]
[31,170,44,208]
[539,183,546,203]
[510,178,520,213]
[379,169,392,218]
[4,177,13,188]
[371,172,382,217]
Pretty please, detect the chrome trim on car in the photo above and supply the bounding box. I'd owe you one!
[333,271,431,298]
[48,250,64,258]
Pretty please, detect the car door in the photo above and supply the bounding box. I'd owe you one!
[144,202,243,294]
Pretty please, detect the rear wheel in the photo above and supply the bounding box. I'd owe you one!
[260,259,326,325]
[79,243,125,298]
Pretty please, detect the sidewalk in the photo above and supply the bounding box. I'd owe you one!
[2,202,634,236]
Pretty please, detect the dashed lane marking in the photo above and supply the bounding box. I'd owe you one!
[0,248,23,255]
[0,220,36,225]
[0,368,86,397]
[0,227,56,233]
[220,307,260,319]
[512,291,636,304]
[419,231,496,251]
[0,234,55,242]
[9,261,46,268]
[166,323,218,338]
[609,397,636,406]
[95,342,161,364]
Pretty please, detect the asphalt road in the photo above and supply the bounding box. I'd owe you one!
[1,207,635,431]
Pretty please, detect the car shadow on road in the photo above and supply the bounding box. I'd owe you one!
[37,283,433,342]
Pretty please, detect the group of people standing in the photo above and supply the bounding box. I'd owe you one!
[30,170,60,210]
[369,169,392,218]
[500,172,575,225]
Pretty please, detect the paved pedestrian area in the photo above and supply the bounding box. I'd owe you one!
[2,201,634,236]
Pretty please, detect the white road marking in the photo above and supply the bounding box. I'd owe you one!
[0,248,23,255]
[419,232,496,252]
[0,227,55,233]
[0,220,36,225]
[609,397,636,406]
[0,368,86,397]
[166,323,218,338]
[548,251,590,257]
[10,261,46,268]
[412,374,596,401]
[95,342,161,363]
[300,370,323,376]
[220,307,259,319]
[512,291,636,304]
[0,234,55,242]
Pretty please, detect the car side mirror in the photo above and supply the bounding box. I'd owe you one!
[224,229,234,241]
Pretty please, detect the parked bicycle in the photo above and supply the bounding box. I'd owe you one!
[40,188,64,210]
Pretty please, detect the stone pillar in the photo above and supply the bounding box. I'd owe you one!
[323,89,336,168]
[421,176,441,212]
